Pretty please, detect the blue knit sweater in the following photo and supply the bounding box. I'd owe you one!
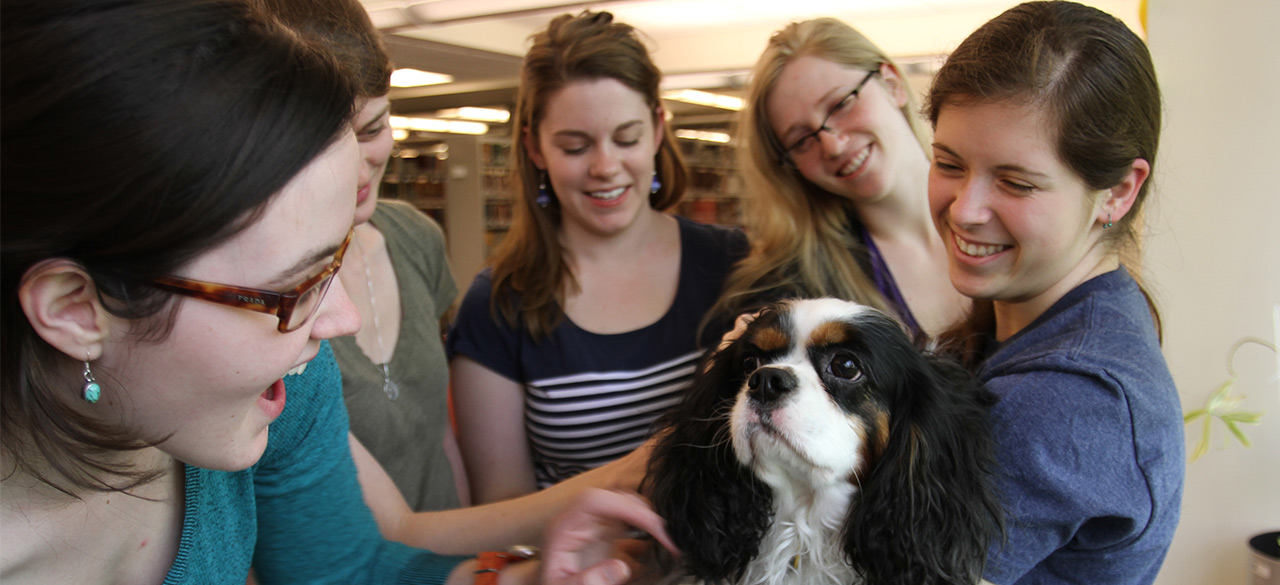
[980,269,1184,584]
[160,341,468,584]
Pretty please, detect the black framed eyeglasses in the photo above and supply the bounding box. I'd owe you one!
[778,69,880,167]
[150,227,353,333]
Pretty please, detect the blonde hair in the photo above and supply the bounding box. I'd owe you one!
[488,11,687,341]
[709,18,927,328]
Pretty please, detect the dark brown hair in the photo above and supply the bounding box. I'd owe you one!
[926,0,1162,365]
[1,0,357,494]
[260,0,393,97]
[490,10,688,340]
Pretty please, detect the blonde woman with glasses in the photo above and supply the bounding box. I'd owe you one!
[708,18,967,340]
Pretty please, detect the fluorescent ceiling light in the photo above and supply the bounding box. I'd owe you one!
[390,68,454,88]
[662,89,743,111]
[675,129,731,144]
[661,70,749,91]
[434,107,511,123]
[390,115,489,136]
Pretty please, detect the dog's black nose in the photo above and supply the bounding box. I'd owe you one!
[747,367,797,405]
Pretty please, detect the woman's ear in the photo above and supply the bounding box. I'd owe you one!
[1100,158,1151,224]
[876,62,910,109]
[653,104,667,151]
[522,127,546,170]
[18,259,112,361]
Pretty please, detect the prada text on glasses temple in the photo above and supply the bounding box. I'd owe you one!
[778,68,880,166]
[149,228,354,333]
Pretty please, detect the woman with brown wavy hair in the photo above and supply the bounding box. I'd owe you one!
[447,11,747,504]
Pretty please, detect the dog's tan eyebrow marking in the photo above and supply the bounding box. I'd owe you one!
[809,321,852,347]
[748,326,790,352]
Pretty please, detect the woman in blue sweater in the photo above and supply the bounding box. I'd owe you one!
[0,1,669,584]
[927,2,1184,583]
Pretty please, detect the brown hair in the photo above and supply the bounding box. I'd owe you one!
[490,10,687,340]
[260,0,393,98]
[707,18,928,333]
[1,0,357,495]
[926,0,1162,365]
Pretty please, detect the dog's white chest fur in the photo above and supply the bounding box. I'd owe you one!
[737,484,859,585]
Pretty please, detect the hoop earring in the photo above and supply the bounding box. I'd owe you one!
[82,352,101,404]
[1103,213,1114,229]
[536,171,551,208]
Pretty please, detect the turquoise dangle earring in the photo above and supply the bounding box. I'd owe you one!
[1103,213,1114,229]
[82,352,101,404]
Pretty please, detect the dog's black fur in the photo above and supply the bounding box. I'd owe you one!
[643,299,1003,585]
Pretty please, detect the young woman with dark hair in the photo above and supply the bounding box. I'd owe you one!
[926,2,1183,582]
[263,0,466,514]
[1,1,673,583]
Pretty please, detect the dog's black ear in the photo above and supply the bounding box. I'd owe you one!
[844,343,1003,585]
[642,338,772,582]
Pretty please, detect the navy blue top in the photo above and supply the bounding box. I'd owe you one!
[447,217,748,487]
[979,268,1184,584]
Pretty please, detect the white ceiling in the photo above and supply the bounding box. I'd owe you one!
[362,0,1142,118]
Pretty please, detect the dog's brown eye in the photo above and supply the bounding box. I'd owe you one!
[828,354,862,381]
[743,356,760,372]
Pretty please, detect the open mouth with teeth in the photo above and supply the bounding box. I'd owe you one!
[586,186,626,201]
[836,145,872,178]
[953,233,1011,258]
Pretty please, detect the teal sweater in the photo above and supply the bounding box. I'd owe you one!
[160,341,469,584]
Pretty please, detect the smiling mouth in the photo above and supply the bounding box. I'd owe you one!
[836,145,871,178]
[953,233,1010,258]
[586,186,626,201]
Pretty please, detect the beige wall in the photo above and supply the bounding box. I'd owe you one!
[1145,0,1280,583]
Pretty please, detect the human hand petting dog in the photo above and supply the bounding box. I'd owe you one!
[542,489,679,585]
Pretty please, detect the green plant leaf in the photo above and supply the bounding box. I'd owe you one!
[1190,417,1211,461]
[1204,380,1235,412]
[1224,419,1252,447]
[1221,411,1264,425]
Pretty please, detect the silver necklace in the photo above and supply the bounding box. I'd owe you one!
[354,235,399,401]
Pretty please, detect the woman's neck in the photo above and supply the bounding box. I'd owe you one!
[559,207,672,265]
[2,446,183,585]
[993,253,1120,342]
[850,154,935,243]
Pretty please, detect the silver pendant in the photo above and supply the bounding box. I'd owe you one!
[381,364,399,401]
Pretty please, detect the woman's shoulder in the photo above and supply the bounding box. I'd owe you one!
[675,216,749,266]
[676,215,747,248]
[374,200,445,241]
[457,267,496,301]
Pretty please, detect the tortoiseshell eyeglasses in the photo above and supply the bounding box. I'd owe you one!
[150,228,353,333]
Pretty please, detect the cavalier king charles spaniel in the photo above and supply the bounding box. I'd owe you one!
[644,298,1002,585]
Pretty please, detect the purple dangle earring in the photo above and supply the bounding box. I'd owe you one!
[82,352,101,404]
[650,172,661,195]
[536,171,551,208]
